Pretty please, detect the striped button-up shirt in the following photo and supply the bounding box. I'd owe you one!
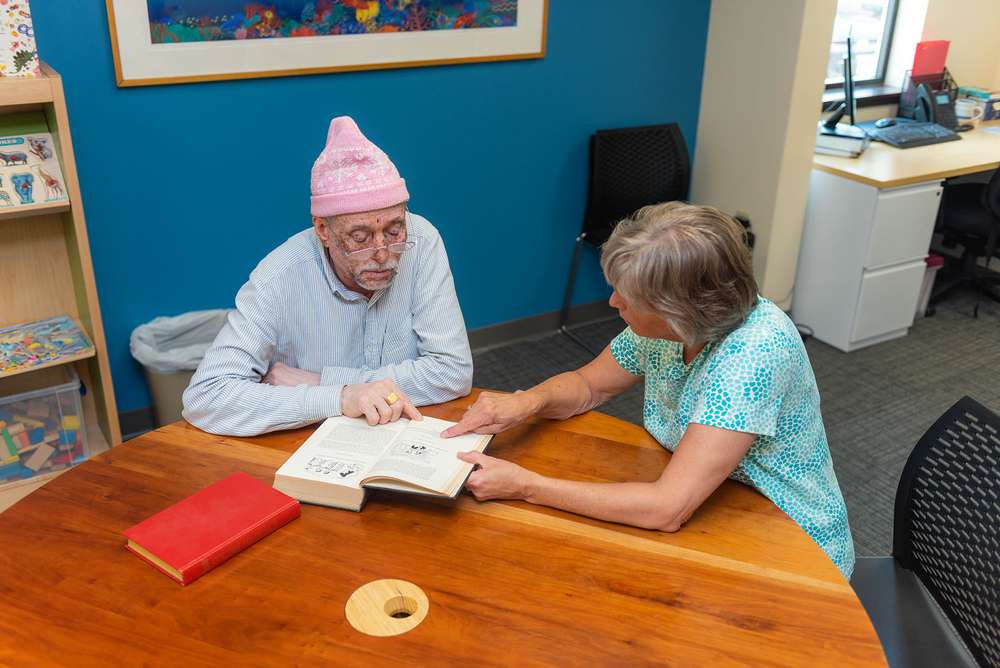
[182,212,473,436]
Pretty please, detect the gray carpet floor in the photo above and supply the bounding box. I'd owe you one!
[471,289,1000,557]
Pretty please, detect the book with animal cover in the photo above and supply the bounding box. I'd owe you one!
[273,415,492,511]
[123,471,301,585]
[0,133,68,210]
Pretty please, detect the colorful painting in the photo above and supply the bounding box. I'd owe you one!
[146,1,519,44]
[108,0,545,86]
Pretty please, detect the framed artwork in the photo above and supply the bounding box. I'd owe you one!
[107,1,547,87]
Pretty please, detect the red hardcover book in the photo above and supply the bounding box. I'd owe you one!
[123,471,300,585]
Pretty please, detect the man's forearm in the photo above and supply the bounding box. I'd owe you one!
[183,374,342,437]
[322,352,472,407]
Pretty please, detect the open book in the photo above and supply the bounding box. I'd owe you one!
[273,415,491,511]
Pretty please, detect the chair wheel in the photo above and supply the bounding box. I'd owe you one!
[924,306,936,317]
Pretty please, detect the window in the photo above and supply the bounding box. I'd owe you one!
[825,0,898,87]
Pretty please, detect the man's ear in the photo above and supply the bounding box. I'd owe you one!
[313,216,333,245]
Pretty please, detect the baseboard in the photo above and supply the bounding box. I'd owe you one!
[119,405,155,441]
[468,299,617,351]
[117,299,617,437]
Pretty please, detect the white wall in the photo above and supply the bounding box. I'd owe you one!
[923,0,1000,89]
[691,0,838,308]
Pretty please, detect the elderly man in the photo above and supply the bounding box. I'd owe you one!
[182,116,472,436]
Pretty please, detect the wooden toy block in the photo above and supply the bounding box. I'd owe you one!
[2,429,17,457]
[6,423,25,437]
[14,416,45,429]
[60,430,77,445]
[62,415,80,431]
[15,432,29,449]
[0,461,22,479]
[43,430,59,444]
[1,453,18,466]
[17,442,40,455]
[71,442,84,459]
[28,428,44,444]
[0,420,6,430]
[51,451,73,466]
[23,444,55,472]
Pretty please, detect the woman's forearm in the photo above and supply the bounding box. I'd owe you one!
[525,370,601,421]
[521,473,688,532]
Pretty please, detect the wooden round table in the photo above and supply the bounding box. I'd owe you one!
[0,391,886,665]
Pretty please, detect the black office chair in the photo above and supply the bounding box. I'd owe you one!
[558,123,690,354]
[930,169,1000,316]
[851,396,1000,668]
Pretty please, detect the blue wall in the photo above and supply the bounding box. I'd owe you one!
[30,1,710,414]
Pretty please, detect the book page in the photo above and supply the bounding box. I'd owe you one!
[363,416,488,494]
[274,417,407,488]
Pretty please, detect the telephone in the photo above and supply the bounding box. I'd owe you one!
[915,83,958,130]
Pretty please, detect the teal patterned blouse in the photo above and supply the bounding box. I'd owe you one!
[610,297,855,578]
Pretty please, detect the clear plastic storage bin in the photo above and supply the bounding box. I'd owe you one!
[0,366,87,485]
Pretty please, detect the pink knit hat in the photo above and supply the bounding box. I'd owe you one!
[310,116,410,217]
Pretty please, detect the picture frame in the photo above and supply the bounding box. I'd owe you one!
[106,1,547,87]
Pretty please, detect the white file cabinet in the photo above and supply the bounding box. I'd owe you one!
[793,169,942,352]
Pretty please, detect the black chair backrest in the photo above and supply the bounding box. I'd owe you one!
[582,123,690,247]
[893,396,1000,667]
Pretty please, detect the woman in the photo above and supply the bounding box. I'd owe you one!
[444,202,855,578]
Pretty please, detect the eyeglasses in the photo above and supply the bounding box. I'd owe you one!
[341,241,415,261]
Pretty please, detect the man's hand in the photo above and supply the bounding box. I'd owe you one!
[441,390,540,438]
[262,362,321,387]
[458,451,538,501]
[342,379,422,426]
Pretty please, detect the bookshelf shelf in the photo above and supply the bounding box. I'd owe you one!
[0,201,71,222]
[0,63,120,508]
[0,348,96,381]
[0,71,55,107]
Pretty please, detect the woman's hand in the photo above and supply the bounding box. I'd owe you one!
[441,391,541,437]
[458,451,538,501]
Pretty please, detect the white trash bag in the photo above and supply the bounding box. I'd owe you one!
[130,309,232,374]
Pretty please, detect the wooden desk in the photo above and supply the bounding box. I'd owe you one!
[813,121,1000,188]
[0,391,885,666]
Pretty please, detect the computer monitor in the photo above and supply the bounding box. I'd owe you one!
[845,34,856,126]
[823,35,857,129]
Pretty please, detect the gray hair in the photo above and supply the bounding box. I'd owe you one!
[600,202,758,344]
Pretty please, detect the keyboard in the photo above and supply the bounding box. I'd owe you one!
[866,122,961,149]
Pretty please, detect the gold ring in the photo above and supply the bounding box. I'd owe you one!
[385,392,399,406]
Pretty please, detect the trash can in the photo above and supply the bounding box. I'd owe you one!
[130,310,231,427]
[915,254,945,318]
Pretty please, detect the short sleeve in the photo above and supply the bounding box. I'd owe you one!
[610,327,647,376]
[690,333,798,437]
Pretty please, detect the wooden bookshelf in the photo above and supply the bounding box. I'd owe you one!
[0,63,121,511]
[0,200,71,222]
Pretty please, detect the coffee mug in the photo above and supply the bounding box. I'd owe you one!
[955,98,985,125]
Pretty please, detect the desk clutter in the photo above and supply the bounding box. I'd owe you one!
[0,365,87,484]
[0,132,68,209]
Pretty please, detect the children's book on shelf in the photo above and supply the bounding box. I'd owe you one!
[0,315,94,376]
[0,0,40,78]
[0,132,68,210]
[274,415,492,511]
